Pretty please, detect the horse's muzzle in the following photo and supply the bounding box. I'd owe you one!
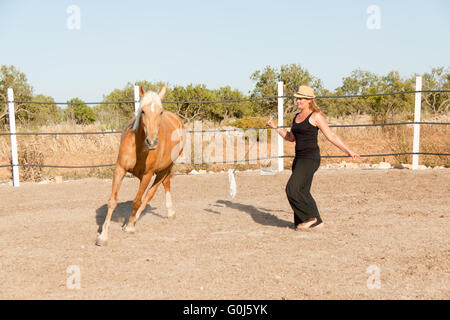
[145,137,158,150]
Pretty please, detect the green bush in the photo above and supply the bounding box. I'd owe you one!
[226,116,268,129]
[65,98,96,125]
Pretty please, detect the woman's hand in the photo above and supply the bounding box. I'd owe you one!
[266,120,277,129]
[349,151,360,160]
[267,115,295,142]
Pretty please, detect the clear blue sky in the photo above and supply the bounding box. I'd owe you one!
[1,0,449,102]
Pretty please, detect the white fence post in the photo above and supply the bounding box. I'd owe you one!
[134,85,140,114]
[412,76,422,170]
[7,88,20,187]
[277,81,284,172]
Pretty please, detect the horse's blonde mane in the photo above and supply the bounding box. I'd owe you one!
[131,91,162,132]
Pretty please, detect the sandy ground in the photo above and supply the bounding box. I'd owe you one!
[0,168,449,300]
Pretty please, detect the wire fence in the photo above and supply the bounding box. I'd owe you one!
[1,89,450,105]
[1,88,449,170]
[0,121,449,137]
[1,152,449,169]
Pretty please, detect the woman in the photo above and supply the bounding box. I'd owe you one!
[267,85,360,230]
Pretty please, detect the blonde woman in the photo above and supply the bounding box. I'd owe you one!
[267,85,360,229]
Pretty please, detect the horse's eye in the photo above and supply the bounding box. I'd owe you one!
[160,111,164,115]
[141,110,145,114]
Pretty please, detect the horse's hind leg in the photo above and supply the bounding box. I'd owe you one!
[124,168,171,232]
[96,165,126,246]
[122,171,153,234]
[162,171,175,219]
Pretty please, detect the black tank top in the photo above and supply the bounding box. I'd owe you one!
[291,112,320,159]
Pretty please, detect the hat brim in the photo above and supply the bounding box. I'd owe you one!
[294,93,315,99]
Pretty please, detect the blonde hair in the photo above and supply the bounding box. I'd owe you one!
[309,99,322,113]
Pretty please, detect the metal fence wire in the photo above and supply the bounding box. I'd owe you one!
[1,89,450,105]
[1,88,449,169]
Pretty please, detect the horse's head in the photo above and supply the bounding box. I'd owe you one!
[132,86,167,150]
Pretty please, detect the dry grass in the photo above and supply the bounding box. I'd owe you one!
[0,117,448,182]
[0,124,121,181]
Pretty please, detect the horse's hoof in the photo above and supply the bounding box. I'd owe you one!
[95,237,108,246]
[168,214,176,220]
[168,210,176,219]
[122,225,135,234]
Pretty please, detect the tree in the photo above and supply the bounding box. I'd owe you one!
[332,69,415,122]
[169,84,217,123]
[209,86,254,123]
[279,64,325,114]
[250,64,324,115]
[95,80,168,129]
[375,71,415,122]
[421,67,450,116]
[331,69,380,118]
[0,65,34,127]
[29,94,62,126]
[65,98,95,125]
[249,65,278,115]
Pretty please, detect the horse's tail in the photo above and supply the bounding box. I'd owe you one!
[168,162,175,178]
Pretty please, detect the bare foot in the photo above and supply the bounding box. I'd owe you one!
[296,218,318,230]
[309,222,325,229]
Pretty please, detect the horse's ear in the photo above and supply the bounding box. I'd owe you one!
[139,86,145,98]
[159,86,167,100]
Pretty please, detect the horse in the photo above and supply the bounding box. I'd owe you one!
[96,86,185,246]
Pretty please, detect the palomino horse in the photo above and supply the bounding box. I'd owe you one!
[96,86,185,246]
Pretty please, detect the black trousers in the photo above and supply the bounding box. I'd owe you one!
[285,157,322,227]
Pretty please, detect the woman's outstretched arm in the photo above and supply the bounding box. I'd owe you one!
[313,113,360,160]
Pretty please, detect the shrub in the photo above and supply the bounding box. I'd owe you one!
[17,146,44,182]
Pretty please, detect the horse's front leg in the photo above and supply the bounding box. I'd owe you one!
[123,171,153,233]
[162,171,175,219]
[96,164,126,246]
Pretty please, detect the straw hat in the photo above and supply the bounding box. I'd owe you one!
[294,85,315,99]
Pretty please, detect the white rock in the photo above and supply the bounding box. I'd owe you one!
[344,162,359,169]
[188,169,199,175]
[260,168,277,175]
[378,162,391,169]
[222,126,244,136]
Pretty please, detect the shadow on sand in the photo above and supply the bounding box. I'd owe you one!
[213,200,294,229]
[95,201,164,233]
